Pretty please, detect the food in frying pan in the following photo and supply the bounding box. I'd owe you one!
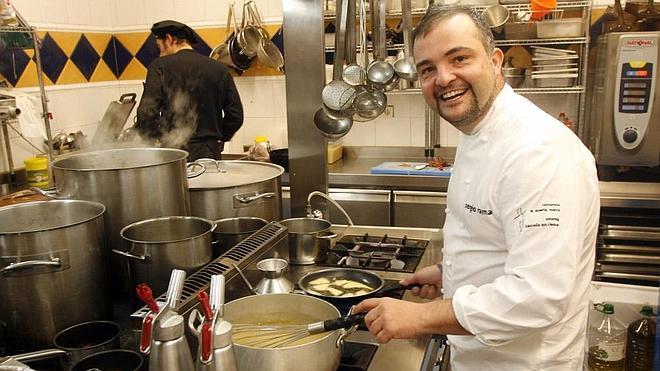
[307,277,374,297]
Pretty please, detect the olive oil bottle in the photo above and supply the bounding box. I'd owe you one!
[588,303,626,371]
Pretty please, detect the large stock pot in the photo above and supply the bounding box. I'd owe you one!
[0,200,109,352]
[223,294,346,371]
[187,160,284,221]
[50,147,192,294]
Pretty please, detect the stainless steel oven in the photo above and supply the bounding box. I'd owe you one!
[586,32,660,180]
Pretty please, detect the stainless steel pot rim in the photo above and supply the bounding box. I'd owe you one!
[213,217,268,234]
[279,217,332,234]
[52,147,189,172]
[0,199,106,234]
[120,216,215,244]
[224,293,340,349]
[188,160,284,189]
[53,320,120,351]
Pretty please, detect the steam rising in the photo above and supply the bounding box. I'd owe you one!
[159,89,198,148]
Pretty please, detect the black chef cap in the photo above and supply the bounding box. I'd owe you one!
[151,20,197,44]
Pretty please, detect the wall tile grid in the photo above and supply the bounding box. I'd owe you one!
[1,0,610,173]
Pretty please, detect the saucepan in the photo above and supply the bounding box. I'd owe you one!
[222,293,353,371]
[278,218,337,265]
[298,268,418,305]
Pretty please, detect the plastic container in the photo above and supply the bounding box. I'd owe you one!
[624,305,656,371]
[327,141,343,164]
[531,74,577,88]
[536,18,584,38]
[588,303,626,371]
[24,156,49,187]
[530,0,557,20]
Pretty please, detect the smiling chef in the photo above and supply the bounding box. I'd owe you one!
[353,4,600,370]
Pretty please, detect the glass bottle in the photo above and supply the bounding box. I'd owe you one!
[588,303,626,371]
[624,305,656,371]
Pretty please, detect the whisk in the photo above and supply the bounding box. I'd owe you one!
[232,313,366,348]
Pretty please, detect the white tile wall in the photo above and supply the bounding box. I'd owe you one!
[2,0,590,174]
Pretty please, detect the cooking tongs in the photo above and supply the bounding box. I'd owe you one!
[136,269,186,354]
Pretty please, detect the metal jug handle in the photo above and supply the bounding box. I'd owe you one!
[187,308,203,336]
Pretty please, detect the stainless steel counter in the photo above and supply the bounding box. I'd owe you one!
[229,224,444,371]
[280,146,660,208]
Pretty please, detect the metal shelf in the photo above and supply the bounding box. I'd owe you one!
[495,37,587,46]
[324,0,591,19]
[386,86,585,95]
[325,36,587,52]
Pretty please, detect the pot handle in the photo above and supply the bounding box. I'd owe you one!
[317,231,337,240]
[187,162,206,178]
[112,249,147,261]
[336,306,360,348]
[234,192,275,204]
[1,257,61,275]
[30,187,70,200]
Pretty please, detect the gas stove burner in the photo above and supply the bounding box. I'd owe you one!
[317,234,428,273]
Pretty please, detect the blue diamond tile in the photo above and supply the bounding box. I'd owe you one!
[0,49,30,86]
[38,33,68,83]
[135,35,159,68]
[70,34,100,81]
[102,36,133,78]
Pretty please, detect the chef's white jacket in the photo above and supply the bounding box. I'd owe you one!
[443,84,600,370]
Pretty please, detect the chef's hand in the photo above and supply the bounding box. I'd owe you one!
[400,264,442,299]
[353,298,425,343]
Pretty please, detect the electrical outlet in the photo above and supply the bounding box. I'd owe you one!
[384,105,395,117]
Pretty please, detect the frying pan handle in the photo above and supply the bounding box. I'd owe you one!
[378,284,421,296]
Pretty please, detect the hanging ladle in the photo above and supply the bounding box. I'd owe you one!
[322,0,357,113]
[352,0,387,121]
[366,0,398,90]
[343,0,364,86]
[393,0,418,82]
[315,0,354,138]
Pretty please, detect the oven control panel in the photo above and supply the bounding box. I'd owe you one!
[614,34,658,150]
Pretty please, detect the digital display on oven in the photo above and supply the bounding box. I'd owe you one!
[618,62,653,114]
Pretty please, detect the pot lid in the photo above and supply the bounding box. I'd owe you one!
[188,160,284,189]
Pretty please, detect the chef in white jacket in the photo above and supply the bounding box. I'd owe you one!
[354,5,600,370]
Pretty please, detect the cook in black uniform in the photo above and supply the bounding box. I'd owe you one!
[136,20,244,160]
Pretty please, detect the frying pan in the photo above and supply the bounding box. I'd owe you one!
[298,268,418,303]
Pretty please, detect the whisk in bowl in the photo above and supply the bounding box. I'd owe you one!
[232,313,366,348]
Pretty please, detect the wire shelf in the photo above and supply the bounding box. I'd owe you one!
[324,0,591,19]
[386,86,585,95]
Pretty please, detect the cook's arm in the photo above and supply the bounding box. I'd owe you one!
[219,73,243,141]
[451,146,597,346]
[135,64,164,140]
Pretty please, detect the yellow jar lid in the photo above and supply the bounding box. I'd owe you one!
[24,156,48,170]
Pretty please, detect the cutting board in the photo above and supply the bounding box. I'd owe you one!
[370,162,452,176]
